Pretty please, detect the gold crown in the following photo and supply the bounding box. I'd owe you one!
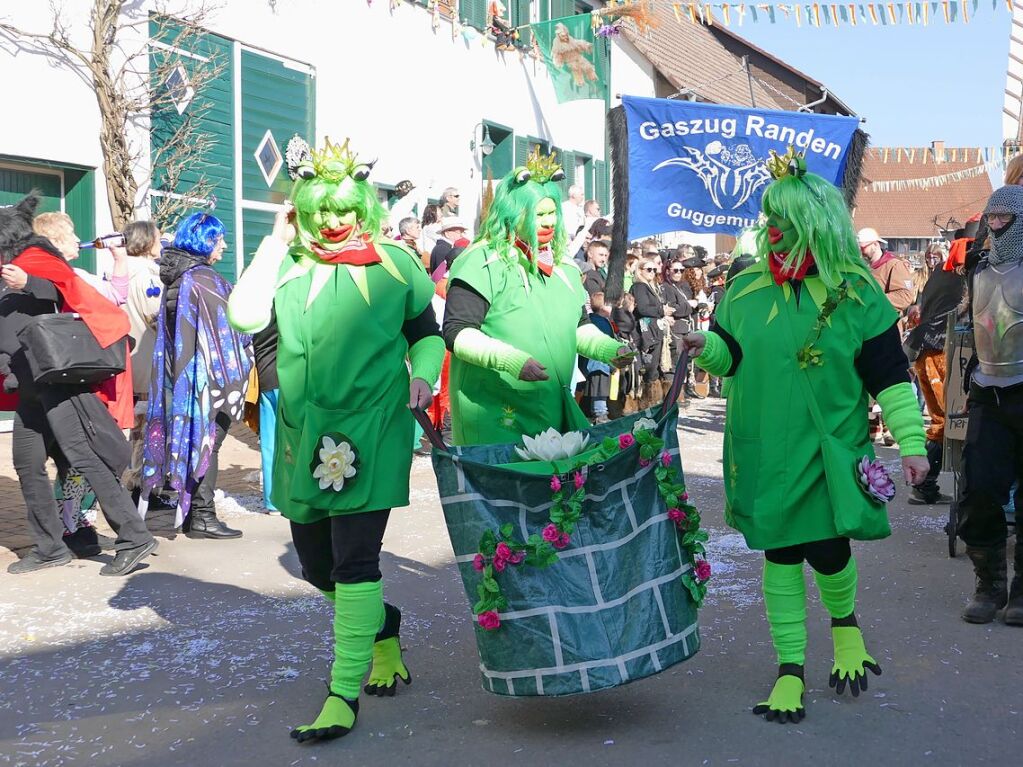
[309,137,359,180]
[766,146,807,181]
[525,147,562,183]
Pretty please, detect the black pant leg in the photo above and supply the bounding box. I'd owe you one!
[330,510,392,585]
[12,402,67,560]
[764,543,806,566]
[802,537,852,575]
[190,412,232,513]
[43,392,153,551]
[290,516,336,592]
[958,397,1018,547]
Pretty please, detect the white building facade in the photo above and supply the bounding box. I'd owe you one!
[0,0,660,280]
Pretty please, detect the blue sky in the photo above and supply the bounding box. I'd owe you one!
[735,7,1010,151]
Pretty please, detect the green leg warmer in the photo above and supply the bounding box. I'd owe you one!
[763,561,807,665]
[364,603,412,697]
[753,562,807,724]
[813,558,882,697]
[319,588,335,602]
[813,557,857,620]
[290,580,383,743]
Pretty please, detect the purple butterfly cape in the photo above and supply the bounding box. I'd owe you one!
[141,262,252,521]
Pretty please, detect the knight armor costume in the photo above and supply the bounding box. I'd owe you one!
[971,260,1023,386]
[956,183,1023,627]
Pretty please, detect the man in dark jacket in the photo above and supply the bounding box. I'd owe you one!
[582,240,609,296]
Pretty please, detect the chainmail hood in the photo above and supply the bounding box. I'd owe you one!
[985,185,1023,265]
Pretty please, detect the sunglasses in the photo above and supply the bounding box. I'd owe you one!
[642,267,657,272]
[670,268,683,273]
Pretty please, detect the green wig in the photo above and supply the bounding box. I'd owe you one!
[289,137,387,254]
[476,153,568,270]
[755,167,873,290]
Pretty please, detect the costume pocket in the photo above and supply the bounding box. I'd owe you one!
[723,432,760,530]
[287,403,385,511]
[822,436,892,541]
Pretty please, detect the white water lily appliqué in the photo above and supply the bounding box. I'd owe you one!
[313,436,357,491]
[514,427,590,462]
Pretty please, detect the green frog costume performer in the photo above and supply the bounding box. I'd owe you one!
[443,149,628,446]
[228,138,444,743]
[683,149,930,724]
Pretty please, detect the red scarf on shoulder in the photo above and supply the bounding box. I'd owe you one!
[5,247,134,427]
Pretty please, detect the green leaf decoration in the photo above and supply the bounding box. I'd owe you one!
[500,523,514,539]
[484,578,500,593]
[479,530,497,556]
[601,436,618,453]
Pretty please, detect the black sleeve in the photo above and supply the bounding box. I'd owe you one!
[429,241,451,274]
[401,301,441,349]
[442,279,490,350]
[708,320,742,377]
[855,323,912,398]
[22,274,60,304]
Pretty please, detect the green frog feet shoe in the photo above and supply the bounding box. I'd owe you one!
[829,626,882,697]
[290,693,358,744]
[752,673,806,724]
[364,604,412,697]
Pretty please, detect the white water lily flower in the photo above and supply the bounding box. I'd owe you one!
[514,427,590,462]
[633,417,657,434]
[313,436,357,492]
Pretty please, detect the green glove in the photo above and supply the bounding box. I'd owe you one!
[752,675,805,724]
[452,328,531,378]
[695,331,733,378]
[829,626,882,697]
[876,382,926,457]
[408,335,445,389]
[576,324,622,362]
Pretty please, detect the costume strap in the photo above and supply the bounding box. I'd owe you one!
[777,305,830,438]
[658,347,688,420]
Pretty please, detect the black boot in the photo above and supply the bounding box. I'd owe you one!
[963,545,1008,624]
[186,507,242,539]
[1005,539,1023,627]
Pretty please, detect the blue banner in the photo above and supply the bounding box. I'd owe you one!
[622,96,860,238]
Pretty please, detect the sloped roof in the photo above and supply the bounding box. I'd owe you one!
[621,6,784,109]
[852,148,994,238]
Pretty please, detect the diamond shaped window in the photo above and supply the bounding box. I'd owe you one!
[254,130,283,187]
[164,64,194,115]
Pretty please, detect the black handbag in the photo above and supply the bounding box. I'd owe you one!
[17,313,127,385]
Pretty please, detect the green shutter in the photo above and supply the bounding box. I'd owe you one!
[149,18,236,282]
[550,0,575,19]
[513,0,532,44]
[557,149,575,196]
[463,0,488,29]
[594,158,609,214]
[514,136,529,167]
[64,169,97,274]
[481,122,514,180]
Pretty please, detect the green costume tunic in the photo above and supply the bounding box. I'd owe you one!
[272,242,435,523]
[709,265,896,551]
[449,242,590,445]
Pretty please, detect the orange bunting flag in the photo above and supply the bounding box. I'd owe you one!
[811,2,820,25]
[942,1,950,23]
[796,4,803,25]
[689,2,699,22]
[886,2,897,22]
[922,2,928,24]
[868,3,880,23]
[738,4,748,25]
[849,3,858,24]
[906,2,914,23]
[960,0,969,23]
[673,2,683,22]
[722,3,732,24]
[705,3,714,25]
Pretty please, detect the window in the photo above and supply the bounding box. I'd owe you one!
[511,1,534,45]
[481,121,514,180]
[462,0,489,30]
[574,152,593,199]
[253,130,283,187]
[515,135,551,167]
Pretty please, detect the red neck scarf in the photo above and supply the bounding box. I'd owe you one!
[768,250,815,285]
[514,239,554,276]
[310,233,383,266]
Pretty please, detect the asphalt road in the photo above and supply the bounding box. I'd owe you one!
[0,399,1019,767]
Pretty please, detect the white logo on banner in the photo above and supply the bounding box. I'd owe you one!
[653,141,772,211]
